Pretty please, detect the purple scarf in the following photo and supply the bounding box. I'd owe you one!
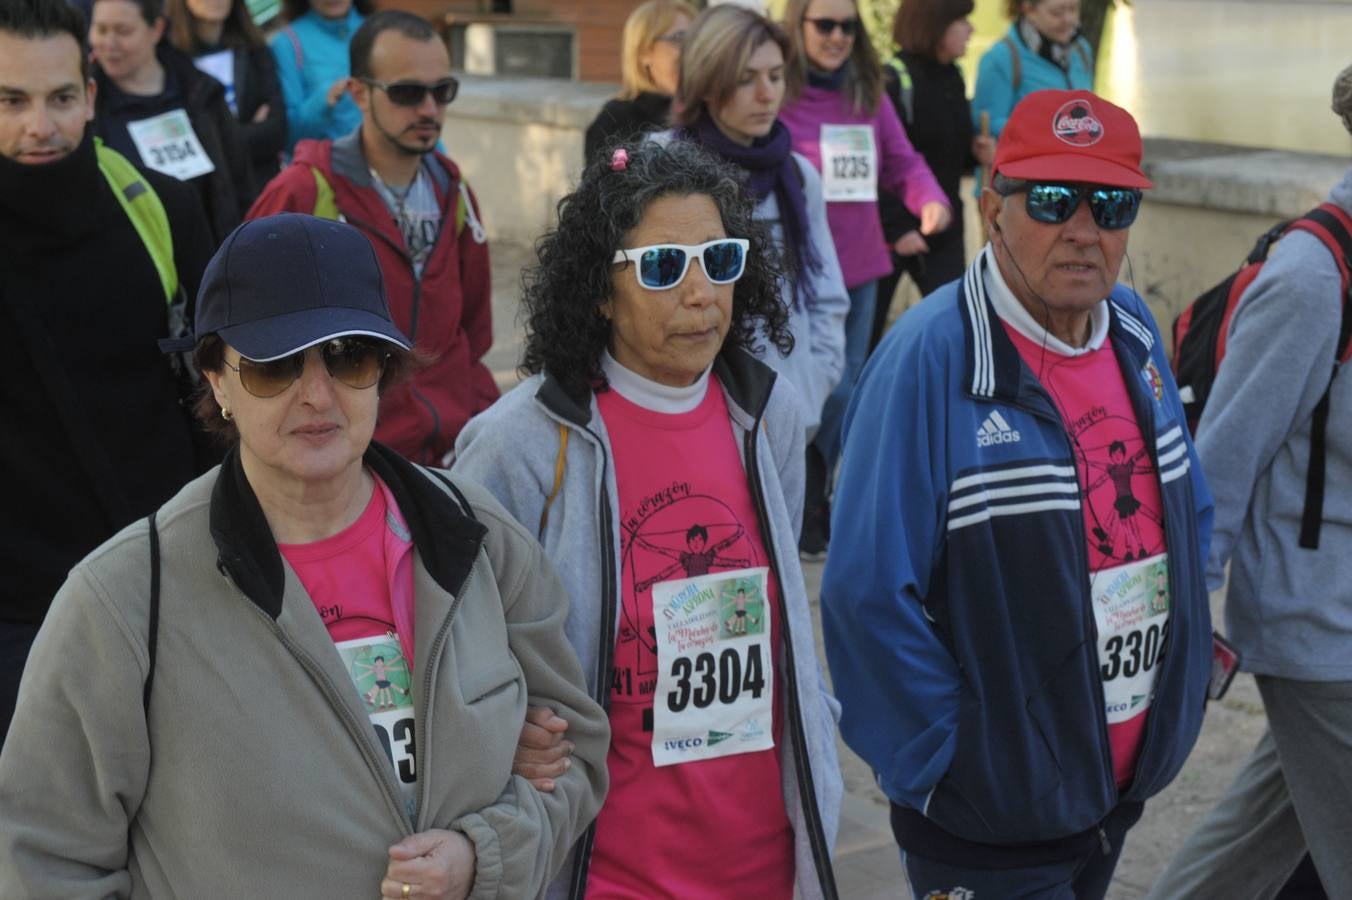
[680,116,821,307]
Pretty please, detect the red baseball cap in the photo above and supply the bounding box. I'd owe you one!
[992,89,1153,189]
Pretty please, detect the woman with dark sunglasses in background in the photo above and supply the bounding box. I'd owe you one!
[0,213,609,899]
[584,0,696,168]
[777,0,950,559]
[165,0,287,192]
[871,0,996,352]
[456,139,842,900]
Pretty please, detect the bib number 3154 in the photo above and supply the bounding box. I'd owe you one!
[651,567,775,767]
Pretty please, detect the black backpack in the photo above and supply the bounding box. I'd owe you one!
[1170,203,1352,549]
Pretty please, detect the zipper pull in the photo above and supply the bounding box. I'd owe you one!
[1098,826,1112,856]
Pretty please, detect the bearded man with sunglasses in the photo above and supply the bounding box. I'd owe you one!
[821,89,1213,898]
[249,9,496,466]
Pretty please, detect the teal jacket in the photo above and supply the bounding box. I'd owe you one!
[972,22,1095,138]
[270,8,364,150]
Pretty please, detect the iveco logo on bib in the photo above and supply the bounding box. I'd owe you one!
[663,737,704,752]
[976,411,1021,447]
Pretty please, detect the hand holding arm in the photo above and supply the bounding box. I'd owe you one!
[511,706,573,792]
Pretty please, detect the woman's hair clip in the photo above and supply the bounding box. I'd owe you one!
[610,147,629,172]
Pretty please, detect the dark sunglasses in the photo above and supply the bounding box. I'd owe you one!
[612,239,750,291]
[1001,182,1143,230]
[360,76,459,107]
[805,16,859,37]
[223,338,390,399]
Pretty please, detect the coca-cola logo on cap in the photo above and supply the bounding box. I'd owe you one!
[1051,98,1104,147]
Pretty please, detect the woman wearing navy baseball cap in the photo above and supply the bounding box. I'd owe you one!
[0,213,609,900]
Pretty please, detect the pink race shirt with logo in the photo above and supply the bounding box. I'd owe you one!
[1004,324,1172,790]
[279,478,420,811]
[586,377,795,899]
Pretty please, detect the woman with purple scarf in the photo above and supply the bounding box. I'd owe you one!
[654,3,849,450]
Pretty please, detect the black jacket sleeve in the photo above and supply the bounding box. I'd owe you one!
[236,46,287,178]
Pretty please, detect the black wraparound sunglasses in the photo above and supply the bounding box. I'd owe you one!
[805,16,859,37]
[360,76,459,107]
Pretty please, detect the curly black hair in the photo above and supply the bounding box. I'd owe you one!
[520,139,793,398]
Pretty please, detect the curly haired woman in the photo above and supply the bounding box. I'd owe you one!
[455,139,842,899]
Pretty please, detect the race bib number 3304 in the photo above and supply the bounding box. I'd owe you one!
[651,567,774,767]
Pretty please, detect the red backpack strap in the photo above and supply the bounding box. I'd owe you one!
[1289,203,1352,361]
[282,25,304,71]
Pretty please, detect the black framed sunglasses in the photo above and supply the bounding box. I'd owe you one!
[1000,181,1143,230]
[360,76,459,108]
[223,338,390,399]
[805,16,859,37]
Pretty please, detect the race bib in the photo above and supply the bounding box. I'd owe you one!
[651,567,774,767]
[819,124,877,203]
[1094,555,1171,724]
[336,634,418,815]
[126,109,216,181]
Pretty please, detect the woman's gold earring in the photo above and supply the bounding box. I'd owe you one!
[221,407,233,422]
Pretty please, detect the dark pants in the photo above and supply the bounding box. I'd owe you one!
[871,236,967,353]
[0,620,42,747]
[902,803,1142,900]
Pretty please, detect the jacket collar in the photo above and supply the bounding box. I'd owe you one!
[534,345,778,428]
[209,442,486,619]
[959,249,1156,403]
[331,129,453,196]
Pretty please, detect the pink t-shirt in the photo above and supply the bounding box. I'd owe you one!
[587,376,795,900]
[1004,324,1171,790]
[278,476,417,663]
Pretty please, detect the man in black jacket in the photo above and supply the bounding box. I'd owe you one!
[0,0,215,742]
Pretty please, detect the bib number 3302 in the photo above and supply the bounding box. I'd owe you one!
[651,567,775,767]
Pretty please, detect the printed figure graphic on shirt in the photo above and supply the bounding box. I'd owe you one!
[615,491,760,699]
[1056,392,1165,568]
[352,649,410,709]
[634,523,751,591]
[723,586,763,637]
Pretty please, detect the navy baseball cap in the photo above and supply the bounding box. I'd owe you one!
[164,213,412,361]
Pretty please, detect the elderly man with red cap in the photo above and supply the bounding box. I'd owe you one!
[820,89,1214,897]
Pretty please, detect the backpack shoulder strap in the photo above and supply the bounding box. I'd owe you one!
[1073,38,1092,76]
[281,24,304,71]
[1283,204,1352,549]
[1002,35,1022,93]
[95,139,179,304]
[537,424,569,539]
[309,166,341,220]
[144,511,161,714]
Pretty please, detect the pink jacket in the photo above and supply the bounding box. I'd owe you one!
[779,85,948,287]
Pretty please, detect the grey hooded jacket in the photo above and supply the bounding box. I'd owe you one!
[455,349,843,899]
[1198,167,1352,680]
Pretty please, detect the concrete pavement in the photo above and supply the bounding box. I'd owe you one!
[483,240,1275,899]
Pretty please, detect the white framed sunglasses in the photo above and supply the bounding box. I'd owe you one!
[611,238,751,291]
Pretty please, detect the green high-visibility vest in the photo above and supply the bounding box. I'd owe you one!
[94,138,179,305]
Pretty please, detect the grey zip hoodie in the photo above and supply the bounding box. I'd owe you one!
[1198,167,1352,680]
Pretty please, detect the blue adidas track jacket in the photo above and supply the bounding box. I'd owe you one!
[821,255,1213,851]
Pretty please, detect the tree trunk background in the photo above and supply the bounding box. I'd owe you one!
[1079,0,1114,58]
